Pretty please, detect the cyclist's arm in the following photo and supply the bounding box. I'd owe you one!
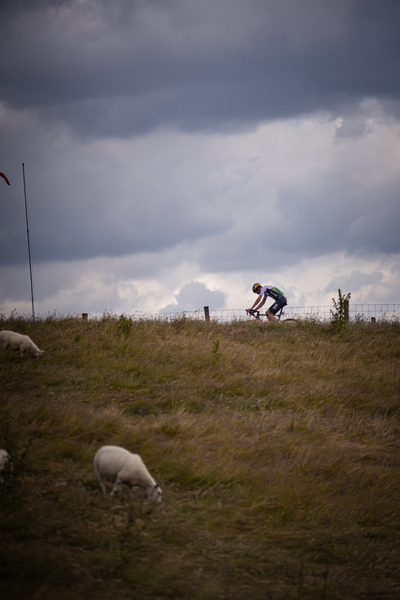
[256,296,266,309]
[247,294,266,312]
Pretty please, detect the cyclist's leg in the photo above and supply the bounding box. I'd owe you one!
[266,297,287,321]
[266,302,279,321]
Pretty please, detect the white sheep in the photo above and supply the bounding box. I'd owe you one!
[93,445,162,503]
[0,450,10,482]
[0,330,44,358]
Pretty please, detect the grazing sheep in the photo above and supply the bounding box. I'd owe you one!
[0,450,10,482]
[0,449,9,470]
[0,330,44,358]
[94,445,162,503]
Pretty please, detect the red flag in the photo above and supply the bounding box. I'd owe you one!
[0,172,10,186]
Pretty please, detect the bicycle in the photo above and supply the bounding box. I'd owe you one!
[246,308,297,323]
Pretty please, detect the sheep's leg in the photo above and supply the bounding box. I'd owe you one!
[110,479,122,495]
[99,475,107,495]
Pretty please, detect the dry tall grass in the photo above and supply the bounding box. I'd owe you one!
[0,313,399,599]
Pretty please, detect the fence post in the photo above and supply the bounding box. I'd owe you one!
[204,306,210,322]
[82,313,88,320]
[371,317,376,323]
[344,300,349,322]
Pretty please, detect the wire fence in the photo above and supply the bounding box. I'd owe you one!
[3,304,400,324]
[127,304,400,324]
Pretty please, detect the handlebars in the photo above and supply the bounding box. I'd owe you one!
[247,309,263,319]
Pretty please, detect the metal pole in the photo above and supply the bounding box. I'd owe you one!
[22,163,35,322]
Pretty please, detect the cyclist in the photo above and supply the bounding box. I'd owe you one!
[247,283,287,322]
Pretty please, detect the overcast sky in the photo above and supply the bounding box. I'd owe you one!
[1,0,399,317]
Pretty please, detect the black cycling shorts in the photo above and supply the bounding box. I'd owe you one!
[268,295,287,315]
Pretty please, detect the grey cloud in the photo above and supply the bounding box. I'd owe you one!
[1,0,399,137]
[0,125,233,267]
[335,117,369,140]
[324,270,383,297]
[0,265,33,305]
[2,101,398,275]
[160,281,226,313]
[0,185,232,266]
[194,154,400,274]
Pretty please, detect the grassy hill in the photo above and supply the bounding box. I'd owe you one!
[0,313,399,600]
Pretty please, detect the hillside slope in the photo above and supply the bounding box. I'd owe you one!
[1,314,399,599]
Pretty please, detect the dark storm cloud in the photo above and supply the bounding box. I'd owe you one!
[1,0,399,137]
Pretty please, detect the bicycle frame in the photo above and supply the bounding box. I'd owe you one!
[247,307,284,320]
[247,307,296,323]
